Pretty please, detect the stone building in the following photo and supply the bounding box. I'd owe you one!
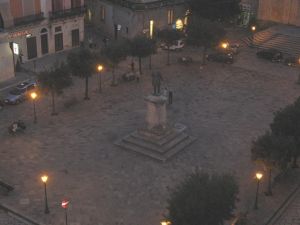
[258,0,300,26]
[0,0,85,67]
[86,0,188,39]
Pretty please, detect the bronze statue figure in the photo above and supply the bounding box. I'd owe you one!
[152,71,163,95]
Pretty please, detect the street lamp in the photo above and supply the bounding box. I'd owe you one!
[97,64,103,93]
[30,92,37,123]
[161,221,171,225]
[254,172,263,210]
[41,175,50,214]
[61,199,70,225]
[221,42,229,50]
[251,25,256,47]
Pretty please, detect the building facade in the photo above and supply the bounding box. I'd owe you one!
[0,0,85,66]
[258,0,300,26]
[86,0,188,39]
[239,0,259,26]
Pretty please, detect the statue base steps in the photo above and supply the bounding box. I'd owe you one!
[115,123,196,162]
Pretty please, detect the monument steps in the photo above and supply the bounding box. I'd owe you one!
[123,132,189,154]
[164,136,197,159]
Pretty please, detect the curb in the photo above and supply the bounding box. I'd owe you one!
[0,204,43,225]
[263,183,300,225]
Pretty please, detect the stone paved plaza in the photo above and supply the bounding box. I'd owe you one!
[0,46,300,225]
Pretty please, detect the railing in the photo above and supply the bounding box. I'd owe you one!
[14,13,45,26]
[49,6,86,20]
[110,0,186,10]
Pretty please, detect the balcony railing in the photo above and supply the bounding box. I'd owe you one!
[110,0,186,10]
[14,13,45,26]
[49,6,86,20]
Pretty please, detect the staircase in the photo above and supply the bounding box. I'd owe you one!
[243,26,300,57]
[115,123,196,161]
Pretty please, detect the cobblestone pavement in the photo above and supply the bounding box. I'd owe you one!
[273,187,300,225]
[0,209,28,225]
[0,45,300,225]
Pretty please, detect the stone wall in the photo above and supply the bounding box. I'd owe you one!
[0,32,14,82]
[258,0,300,26]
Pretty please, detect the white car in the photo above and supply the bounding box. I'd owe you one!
[162,40,184,51]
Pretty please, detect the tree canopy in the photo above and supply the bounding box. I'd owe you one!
[130,35,156,74]
[167,172,238,225]
[187,0,241,22]
[68,48,97,99]
[38,62,72,115]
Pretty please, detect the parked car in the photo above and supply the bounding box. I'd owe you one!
[206,52,234,64]
[16,80,37,92]
[122,72,136,82]
[4,88,26,104]
[218,43,240,54]
[284,56,299,67]
[256,49,283,62]
[161,40,184,51]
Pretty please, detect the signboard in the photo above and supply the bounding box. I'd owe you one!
[13,43,19,55]
[117,24,121,31]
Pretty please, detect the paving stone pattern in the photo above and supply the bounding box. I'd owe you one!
[0,46,300,225]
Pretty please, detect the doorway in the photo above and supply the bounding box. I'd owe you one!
[41,33,48,55]
[26,37,37,59]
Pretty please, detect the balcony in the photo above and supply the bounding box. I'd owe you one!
[14,13,45,27]
[49,6,86,20]
[111,0,186,11]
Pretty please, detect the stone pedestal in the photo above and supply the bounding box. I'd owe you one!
[115,94,196,162]
[145,95,167,130]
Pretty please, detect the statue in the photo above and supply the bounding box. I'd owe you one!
[152,71,163,96]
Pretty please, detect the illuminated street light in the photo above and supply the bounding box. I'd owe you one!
[161,221,171,225]
[221,42,229,49]
[251,26,256,47]
[254,172,263,210]
[61,199,70,225]
[97,64,104,93]
[41,175,50,214]
[30,92,38,123]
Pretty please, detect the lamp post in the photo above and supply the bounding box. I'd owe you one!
[161,221,171,225]
[41,175,50,214]
[30,92,37,123]
[97,64,103,93]
[251,25,256,47]
[221,42,229,50]
[254,172,263,210]
[61,200,69,225]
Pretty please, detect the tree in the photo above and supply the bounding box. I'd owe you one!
[167,171,239,225]
[101,40,128,86]
[187,0,241,22]
[186,17,226,65]
[251,132,294,196]
[37,62,72,115]
[130,35,156,74]
[158,29,182,65]
[270,98,300,168]
[67,49,96,100]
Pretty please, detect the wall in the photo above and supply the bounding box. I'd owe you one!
[0,32,14,82]
[258,0,300,26]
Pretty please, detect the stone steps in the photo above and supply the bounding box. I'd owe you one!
[115,123,196,161]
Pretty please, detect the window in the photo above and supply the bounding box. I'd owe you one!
[71,29,80,47]
[100,5,105,22]
[0,13,4,29]
[167,9,174,25]
[40,28,48,54]
[55,33,63,52]
[52,0,63,12]
[126,27,129,35]
[55,26,62,32]
[71,0,81,8]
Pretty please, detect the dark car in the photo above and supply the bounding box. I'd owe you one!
[178,56,193,65]
[16,80,37,92]
[4,88,26,105]
[256,49,283,62]
[284,56,298,66]
[206,52,234,64]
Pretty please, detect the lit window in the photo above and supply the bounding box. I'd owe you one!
[167,9,174,25]
[150,20,154,39]
[100,5,105,22]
